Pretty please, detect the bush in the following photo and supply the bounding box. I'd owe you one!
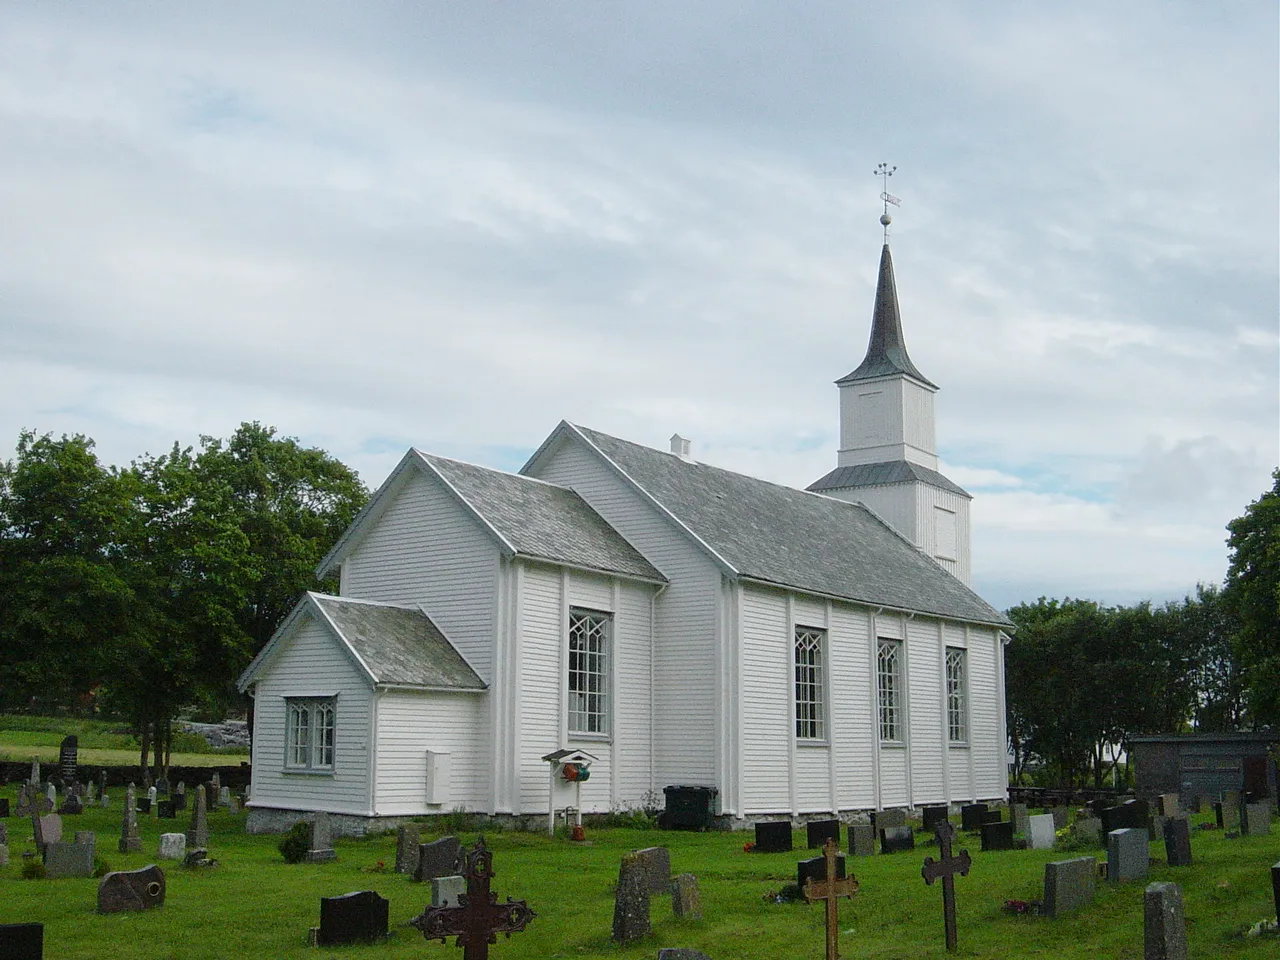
[20,857,46,880]
[277,821,311,864]
[92,856,112,878]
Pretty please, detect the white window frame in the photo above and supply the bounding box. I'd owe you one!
[568,608,610,737]
[877,638,903,743]
[285,697,336,773]
[946,647,968,744]
[794,626,826,741]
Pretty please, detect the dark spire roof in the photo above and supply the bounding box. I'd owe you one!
[837,244,936,388]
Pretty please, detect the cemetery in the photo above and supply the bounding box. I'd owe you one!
[0,781,1276,959]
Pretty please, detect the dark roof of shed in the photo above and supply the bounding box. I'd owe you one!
[838,244,936,388]
[421,453,664,583]
[808,460,971,499]
[567,425,1010,627]
[312,594,485,690]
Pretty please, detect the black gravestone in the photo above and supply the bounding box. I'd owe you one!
[806,819,840,849]
[960,804,987,831]
[1272,860,1279,925]
[1101,799,1148,834]
[754,820,792,853]
[1163,818,1192,867]
[0,798,8,818]
[413,835,461,882]
[922,805,949,833]
[155,777,170,796]
[879,826,916,854]
[172,793,186,812]
[0,923,43,960]
[981,810,1003,824]
[157,800,176,819]
[980,821,1015,852]
[1214,802,1224,828]
[58,736,78,784]
[319,891,389,945]
[797,851,847,887]
[136,798,151,815]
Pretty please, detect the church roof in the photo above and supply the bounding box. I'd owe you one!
[312,594,486,690]
[420,453,666,584]
[807,460,971,499]
[838,244,936,389]
[561,425,1010,628]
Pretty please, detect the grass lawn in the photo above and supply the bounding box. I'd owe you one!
[0,715,249,769]
[0,792,1276,959]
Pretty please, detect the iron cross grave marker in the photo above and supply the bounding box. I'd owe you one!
[803,838,859,960]
[411,838,535,960]
[921,820,972,952]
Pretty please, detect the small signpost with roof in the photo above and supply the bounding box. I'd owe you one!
[541,749,597,837]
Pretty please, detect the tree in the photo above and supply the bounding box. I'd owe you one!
[1224,468,1280,729]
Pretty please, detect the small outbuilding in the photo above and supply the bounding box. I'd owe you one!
[1130,733,1278,804]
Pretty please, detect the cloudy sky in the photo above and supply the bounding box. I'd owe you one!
[2,2,1276,611]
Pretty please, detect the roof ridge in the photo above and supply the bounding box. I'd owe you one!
[311,591,419,611]
[417,450,576,492]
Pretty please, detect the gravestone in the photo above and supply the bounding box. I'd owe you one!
[306,813,336,862]
[1028,814,1056,850]
[1149,815,1168,844]
[414,835,461,882]
[960,804,987,831]
[228,796,240,815]
[981,809,1003,825]
[58,736,78,784]
[1011,803,1029,837]
[14,784,33,816]
[671,873,701,919]
[1163,818,1192,867]
[29,756,41,788]
[1102,802,1146,835]
[318,891,389,946]
[0,798,9,817]
[1072,817,1102,845]
[1243,802,1272,836]
[158,833,186,860]
[807,819,841,849]
[175,782,186,804]
[1043,857,1097,918]
[85,782,96,804]
[922,805,949,833]
[218,787,231,808]
[147,786,157,808]
[1047,807,1069,830]
[798,851,847,887]
[156,800,176,819]
[136,798,151,815]
[32,812,62,853]
[635,846,672,894]
[1107,828,1149,883]
[613,852,652,943]
[172,791,185,812]
[874,808,906,830]
[1213,802,1224,829]
[185,786,208,849]
[848,824,876,857]
[212,772,221,791]
[657,951,711,960]
[97,865,166,913]
[0,923,42,960]
[921,821,971,952]
[57,794,82,816]
[44,784,57,809]
[0,842,7,867]
[395,825,421,874]
[980,821,1015,852]
[754,820,792,853]
[1143,881,1187,960]
[1157,794,1180,818]
[119,785,141,853]
[0,823,6,844]
[155,776,170,796]
[431,875,466,909]
[183,847,216,868]
[879,826,915,854]
[1271,860,1279,926]
[44,833,94,878]
[410,839,535,953]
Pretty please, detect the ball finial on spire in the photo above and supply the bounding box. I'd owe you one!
[875,162,901,242]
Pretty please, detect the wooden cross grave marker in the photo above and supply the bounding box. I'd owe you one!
[921,820,971,952]
[803,838,860,960]
[411,838,535,960]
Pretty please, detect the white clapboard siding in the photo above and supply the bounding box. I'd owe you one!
[249,612,373,814]
[739,586,790,813]
[879,747,909,808]
[795,747,832,812]
[907,618,944,805]
[341,469,499,681]
[373,689,487,816]
[516,563,564,813]
[968,627,1004,798]
[830,602,876,810]
[528,437,722,791]
[611,578,656,809]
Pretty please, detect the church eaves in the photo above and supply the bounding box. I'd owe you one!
[837,244,936,389]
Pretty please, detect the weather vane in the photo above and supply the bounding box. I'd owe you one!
[875,162,901,242]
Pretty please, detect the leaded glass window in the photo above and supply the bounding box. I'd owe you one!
[877,639,902,742]
[946,647,967,743]
[286,697,336,771]
[568,609,610,735]
[794,627,826,740]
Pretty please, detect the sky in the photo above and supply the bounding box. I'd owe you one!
[1,2,1276,612]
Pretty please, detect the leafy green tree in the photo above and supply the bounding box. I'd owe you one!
[1224,468,1280,728]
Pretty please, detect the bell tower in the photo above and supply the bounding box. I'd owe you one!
[808,169,973,584]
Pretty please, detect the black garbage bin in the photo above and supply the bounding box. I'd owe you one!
[661,784,719,830]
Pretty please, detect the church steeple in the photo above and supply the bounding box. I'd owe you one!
[837,244,936,389]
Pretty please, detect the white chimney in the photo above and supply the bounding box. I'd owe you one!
[669,434,692,459]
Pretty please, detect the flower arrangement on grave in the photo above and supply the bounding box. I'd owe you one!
[743,841,755,853]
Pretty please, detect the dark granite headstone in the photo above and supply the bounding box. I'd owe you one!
[157,800,176,819]
[172,792,186,812]
[394,825,420,874]
[155,776,170,796]
[44,834,94,878]
[981,809,1003,825]
[1214,802,1224,828]
[612,853,651,944]
[318,890,389,946]
[57,794,83,816]
[879,826,916,854]
[960,803,987,831]
[1143,881,1187,960]
[414,835,461,882]
[0,923,42,960]
[798,851,847,887]
[1107,828,1149,883]
[1271,860,1279,926]
[806,819,840,849]
[980,821,1015,852]
[58,736,78,784]
[0,798,9,818]
[922,805,949,833]
[1100,799,1149,835]
[754,820,792,853]
[635,846,671,894]
[1043,857,1097,918]
[97,864,166,913]
[848,823,876,856]
[873,808,906,830]
[1163,818,1192,867]
[136,798,151,815]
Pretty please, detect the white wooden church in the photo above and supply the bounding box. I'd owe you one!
[239,240,1012,833]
